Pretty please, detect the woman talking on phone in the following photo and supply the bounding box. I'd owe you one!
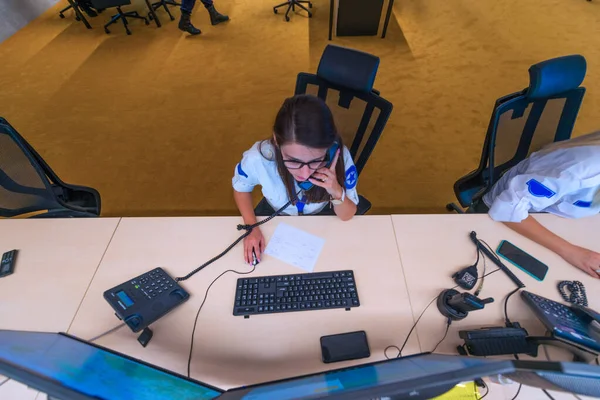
[232,95,359,264]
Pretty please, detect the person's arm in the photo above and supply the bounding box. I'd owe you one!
[310,149,357,221]
[504,216,600,278]
[331,190,357,221]
[233,190,265,265]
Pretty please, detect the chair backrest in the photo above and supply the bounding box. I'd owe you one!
[453,55,587,208]
[295,44,393,176]
[0,118,99,218]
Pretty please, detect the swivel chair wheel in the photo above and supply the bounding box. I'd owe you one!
[308,12,312,17]
[273,8,278,13]
[105,27,110,34]
[126,28,132,35]
[75,16,81,21]
[59,13,65,19]
[144,18,150,25]
[148,14,154,20]
[285,16,290,21]
[169,15,175,21]
[309,3,312,7]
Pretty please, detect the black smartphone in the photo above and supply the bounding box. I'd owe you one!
[496,240,549,281]
[298,141,340,191]
[320,330,370,364]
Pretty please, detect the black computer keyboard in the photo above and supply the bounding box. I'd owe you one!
[233,270,360,316]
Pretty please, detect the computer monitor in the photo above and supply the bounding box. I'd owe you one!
[1,330,599,400]
[0,330,223,400]
[221,355,600,400]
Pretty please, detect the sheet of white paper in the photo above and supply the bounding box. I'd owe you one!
[264,223,325,272]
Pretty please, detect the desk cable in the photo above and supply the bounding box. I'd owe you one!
[88,323,127,343]
[384,268,501,359]
[476,238,524,326]
[175,190,301,283]
[0,378,9,387]
[187,265,256,378]
[557,281,588,307]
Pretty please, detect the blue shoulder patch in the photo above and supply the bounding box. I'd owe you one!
[237,163,248,178]
[345,165,358,190]
[573,200,592,208]
[526,179,555,198]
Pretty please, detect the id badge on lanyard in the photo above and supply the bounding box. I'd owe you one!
[296,194,307,215]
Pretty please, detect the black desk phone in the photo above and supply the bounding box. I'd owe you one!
[103,268,189,332]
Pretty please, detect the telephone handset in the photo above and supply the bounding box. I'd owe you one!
[298,141,340,191]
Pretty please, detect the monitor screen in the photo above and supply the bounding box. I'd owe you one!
[219,354,514,399]
[0,330,222,400]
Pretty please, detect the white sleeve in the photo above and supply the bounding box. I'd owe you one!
[342,147,359,205]
[487,173,577,222]
[232,149,261,193]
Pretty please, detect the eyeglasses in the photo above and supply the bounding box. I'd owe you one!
[282,159,327,170]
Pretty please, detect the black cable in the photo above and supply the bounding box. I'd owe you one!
[390,268,501,358]
[479,381,490,399]
[431,318,452,353]
[397,295,438,356]
[187,265,256,378]
[0,378,9,387]
[542,389,556,400]
[176,190,301,282]
[88,323,126,343]
[557,281,588,307]
[510,383,522,400]
[384,345,401,360]
[504,287,521,326]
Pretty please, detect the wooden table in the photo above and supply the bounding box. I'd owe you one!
[0,218,120,400]
[67,216,418,390]
[391,214,600,400]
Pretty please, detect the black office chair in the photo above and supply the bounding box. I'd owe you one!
[254,44,394,216]
[148,0,181,23]
[0,118,101,218]
[59,1,100,29]
[446,55,587,213]
[92,0,149,35]
[274,0,312,22]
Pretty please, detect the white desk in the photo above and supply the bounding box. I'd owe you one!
[67,216,418,390]
[392,214,600,400]
[0,218,120,400]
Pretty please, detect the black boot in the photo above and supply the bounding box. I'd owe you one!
[179,10,201,35]
[207,5,229,25]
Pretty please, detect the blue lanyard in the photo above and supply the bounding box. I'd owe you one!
[296,194,307,215]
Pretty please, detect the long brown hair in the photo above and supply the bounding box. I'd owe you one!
[264,95,345,204]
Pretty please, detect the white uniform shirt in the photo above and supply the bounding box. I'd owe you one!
[483,131,600,222]
[232,141,359,215]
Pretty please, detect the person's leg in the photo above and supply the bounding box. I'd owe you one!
[179,0,201,35]
[202,0,230,25]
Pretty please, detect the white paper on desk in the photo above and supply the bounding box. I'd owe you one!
[264,223,325,272]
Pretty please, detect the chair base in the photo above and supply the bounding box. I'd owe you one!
[149,0,181,22]
[273,0,313,21]
[104,7,149,35]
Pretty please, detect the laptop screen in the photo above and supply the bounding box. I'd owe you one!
[0,330,222,400]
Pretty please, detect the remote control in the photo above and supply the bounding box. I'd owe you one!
[0,250,17,278]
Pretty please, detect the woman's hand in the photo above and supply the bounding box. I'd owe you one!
[309,149,343,199]
[561,244,600,279]
[243,227,265,265]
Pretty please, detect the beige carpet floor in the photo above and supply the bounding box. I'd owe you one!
[1,0,599,216]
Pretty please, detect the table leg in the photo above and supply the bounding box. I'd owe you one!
[328,0,334,40]
[381,0,394,38]
[145,0,162,27]
[67,0,92,29]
